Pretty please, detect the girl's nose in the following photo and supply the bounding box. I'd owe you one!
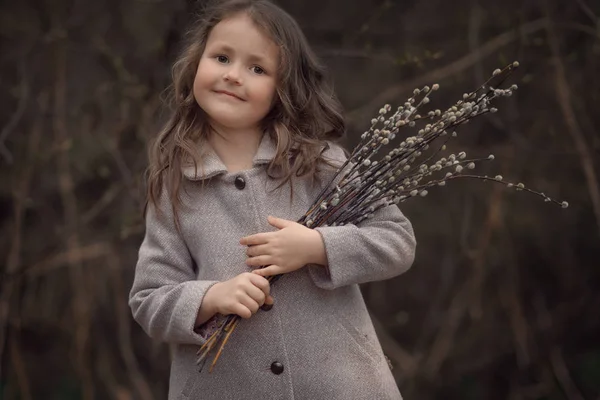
[223,66,242,85]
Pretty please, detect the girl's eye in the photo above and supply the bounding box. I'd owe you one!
[251,66,265,75]
[216,55,229,63]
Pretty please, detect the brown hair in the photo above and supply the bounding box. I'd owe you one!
[147,0,345,219]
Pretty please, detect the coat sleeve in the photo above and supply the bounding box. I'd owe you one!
[307,142,417,290]
[128,191,218,345]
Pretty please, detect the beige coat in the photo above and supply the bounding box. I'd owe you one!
[129,134,416,399]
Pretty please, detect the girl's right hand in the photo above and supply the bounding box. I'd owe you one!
[204,272,274,319]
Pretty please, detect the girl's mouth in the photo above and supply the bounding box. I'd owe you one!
[214,90,244,101]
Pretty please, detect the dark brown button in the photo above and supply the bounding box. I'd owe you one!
[234,176,246,190]
[260,303,273,311]
[270,361,284,375]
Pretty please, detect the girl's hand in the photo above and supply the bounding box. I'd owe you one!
[240,216,328,277]
[203,272,274,319]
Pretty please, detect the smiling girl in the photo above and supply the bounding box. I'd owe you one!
[129,1,416,399]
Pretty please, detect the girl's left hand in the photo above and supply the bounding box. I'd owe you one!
[240,216,327,277]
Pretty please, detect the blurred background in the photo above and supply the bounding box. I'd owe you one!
[1,0,599,399]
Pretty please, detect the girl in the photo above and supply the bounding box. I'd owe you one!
[129,0,416,399]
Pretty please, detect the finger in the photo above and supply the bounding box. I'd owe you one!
[267,215,293,230]
[246,255,272,267]
[244,282,267,305]
[247,273,271,296]
[238,294,260,315]
[240,233,271,246]
[253,265,284,277]
[245,244,270,258]
[232,303,252,319]
[260,296,274,311]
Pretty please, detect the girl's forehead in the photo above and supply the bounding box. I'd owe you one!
[209,14,275,49]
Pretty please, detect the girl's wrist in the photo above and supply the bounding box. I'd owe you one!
[307,229,328,266]
[196,284,220,326]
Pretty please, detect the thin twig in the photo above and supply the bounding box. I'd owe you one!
[574,0,599,25]
[422,281,469,378]
[369,312,419,378]
[498,250,532,367]
[81,184,123,224]
[10,334,32,400]
[106,250,155,400]
[22,243,110,280]
[546,12,600,239]
[550,347,585,400]
[346,18,548,126]
[423,180,505,377]
[469,174,505,319]
[53,32,95,400]
[0,92,45,381]
[0,60,29,164]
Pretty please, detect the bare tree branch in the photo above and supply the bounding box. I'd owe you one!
[0,62,30,164]
[346,18,548,126]
[546,13,600,239]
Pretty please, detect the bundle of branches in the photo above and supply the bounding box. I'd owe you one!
[196,61,567,373]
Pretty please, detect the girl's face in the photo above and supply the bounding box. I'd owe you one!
[193,13,279,132]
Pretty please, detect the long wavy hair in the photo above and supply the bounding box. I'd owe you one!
[147,0,345,220]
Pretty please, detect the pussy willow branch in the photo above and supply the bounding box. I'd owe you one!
[196,61,567,373]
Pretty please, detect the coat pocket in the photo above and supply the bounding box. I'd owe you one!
[333,314,382,367]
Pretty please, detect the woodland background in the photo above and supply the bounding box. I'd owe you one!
[1,0,599,399]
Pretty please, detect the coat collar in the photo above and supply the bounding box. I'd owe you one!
[182,132,277,181]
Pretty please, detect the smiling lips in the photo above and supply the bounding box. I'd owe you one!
[215,90,244,101]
